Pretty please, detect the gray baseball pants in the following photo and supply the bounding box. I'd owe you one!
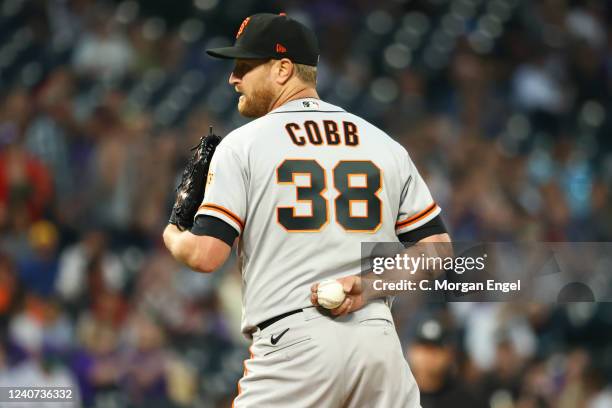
[232,300,421,407]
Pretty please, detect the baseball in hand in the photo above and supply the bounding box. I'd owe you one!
[317,280,346,309]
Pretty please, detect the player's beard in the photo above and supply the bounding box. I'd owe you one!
[238,86,275,118]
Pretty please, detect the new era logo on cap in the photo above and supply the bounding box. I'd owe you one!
[206,13,319,66]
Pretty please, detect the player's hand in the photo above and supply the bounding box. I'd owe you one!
[310,275,365,316]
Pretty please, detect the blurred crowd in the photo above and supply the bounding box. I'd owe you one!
[0,0,611,407]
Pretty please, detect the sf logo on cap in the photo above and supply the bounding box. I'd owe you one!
[236,17,251,39]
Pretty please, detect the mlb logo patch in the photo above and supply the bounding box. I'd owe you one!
[302,101,320,109]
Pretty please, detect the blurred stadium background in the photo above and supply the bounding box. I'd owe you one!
[0,0,611,407]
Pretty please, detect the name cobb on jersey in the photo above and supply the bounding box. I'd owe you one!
[285,120,360,147]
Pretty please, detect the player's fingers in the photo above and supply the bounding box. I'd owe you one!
[340,276,355,293]
[311,283,319,293]
[331,297,352,316]
[330,298,348,316]
[348,295,362,313]
[310,292,318,306]
[338,298,354,316]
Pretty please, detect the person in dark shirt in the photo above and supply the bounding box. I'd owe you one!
[407,316,488,408]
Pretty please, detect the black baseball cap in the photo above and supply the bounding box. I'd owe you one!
[414,318,453,347]
[206,13,319,66]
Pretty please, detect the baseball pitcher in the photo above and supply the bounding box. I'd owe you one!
[163,13,451,407]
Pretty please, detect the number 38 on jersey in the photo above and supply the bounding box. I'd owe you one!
[276,159,382,233]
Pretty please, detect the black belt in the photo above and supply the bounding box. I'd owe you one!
[257,309,303,330]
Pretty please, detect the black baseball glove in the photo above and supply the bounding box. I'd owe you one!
[169,126,222,231]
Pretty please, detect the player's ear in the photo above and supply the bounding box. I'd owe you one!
[274,58,294,85]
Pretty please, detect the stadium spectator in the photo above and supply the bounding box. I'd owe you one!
[407,315,488,408]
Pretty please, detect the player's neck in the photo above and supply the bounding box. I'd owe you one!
[269,85,319,112]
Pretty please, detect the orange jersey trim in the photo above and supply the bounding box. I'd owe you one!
[395,203,438,229]
[199,203,245,230]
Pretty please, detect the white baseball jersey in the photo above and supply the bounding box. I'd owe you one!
[195,98,441,335]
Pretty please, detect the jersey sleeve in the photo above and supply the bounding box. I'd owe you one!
[395,151,441,236]
[193,144,247,236]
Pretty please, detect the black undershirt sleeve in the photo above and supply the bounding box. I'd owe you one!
[397,215,448,244]
[191,214,445,247]
[190,215,238,246]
